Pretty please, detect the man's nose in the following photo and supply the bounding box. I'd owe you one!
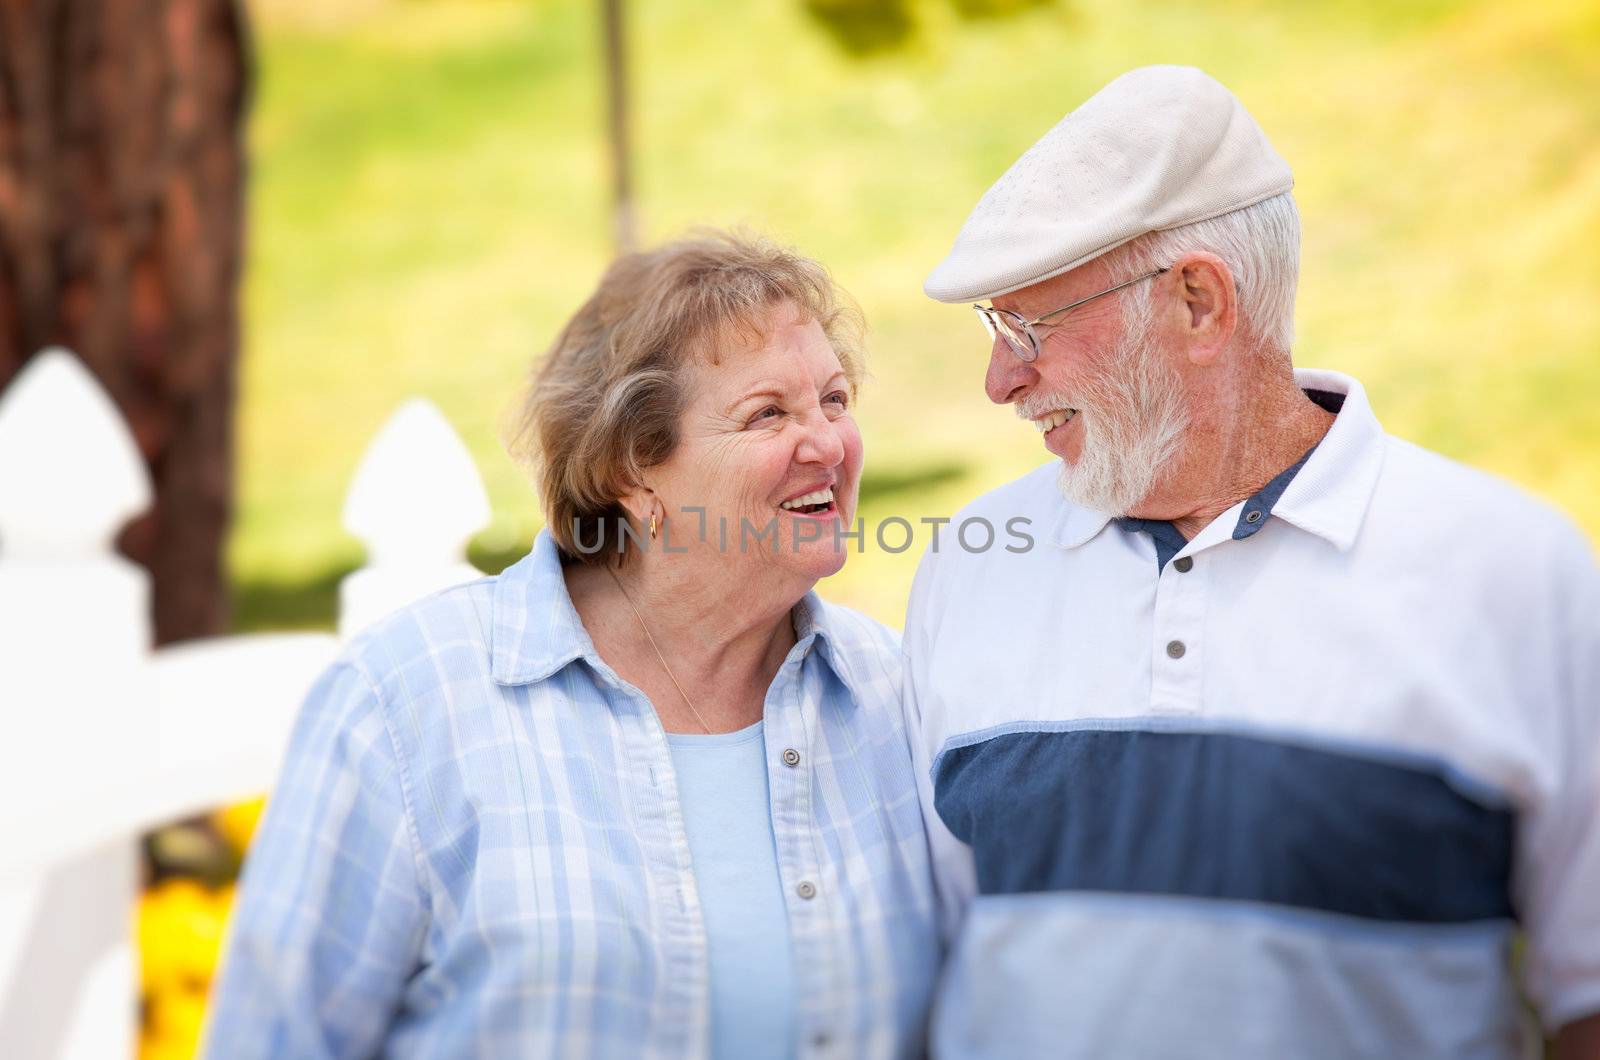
[985,335,1038,405]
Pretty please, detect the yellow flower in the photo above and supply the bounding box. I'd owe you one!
[140,1028,199,1060]
[145,983,209,1051]
[212,795,268,857]
[138,879,230,994]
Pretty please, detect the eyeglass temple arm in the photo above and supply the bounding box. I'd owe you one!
[1029,267,1170,326]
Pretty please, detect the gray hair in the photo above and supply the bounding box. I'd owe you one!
[1106,191,1300,358]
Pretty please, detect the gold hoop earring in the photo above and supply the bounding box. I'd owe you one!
[648,513,658,541]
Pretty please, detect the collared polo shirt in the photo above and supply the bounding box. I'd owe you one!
[1118,385,1342,572]
[205,532,939,1059]
[901,368,1600,1058]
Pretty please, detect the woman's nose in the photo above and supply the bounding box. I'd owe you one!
[985,335,1039,405]
[796,409,846,466]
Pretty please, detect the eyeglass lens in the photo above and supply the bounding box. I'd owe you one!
[974,305,1038,361]
[997,311,1033,360]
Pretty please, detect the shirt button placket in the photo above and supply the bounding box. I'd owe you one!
[1152,547,1205,713]
[772,666,838,1052]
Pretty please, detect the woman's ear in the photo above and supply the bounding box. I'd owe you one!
[617,481,659,534]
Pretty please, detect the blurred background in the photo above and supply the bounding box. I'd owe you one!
[226,0,1600,629]
[1,0,1596,1055]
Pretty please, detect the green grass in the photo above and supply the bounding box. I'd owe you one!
[233,0,1600,630]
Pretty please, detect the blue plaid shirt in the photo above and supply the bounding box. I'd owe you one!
[203,532,939,1059]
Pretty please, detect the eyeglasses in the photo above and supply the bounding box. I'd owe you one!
[973,267,1169,363]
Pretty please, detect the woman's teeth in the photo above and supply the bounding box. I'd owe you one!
[779,487,834,511]
[1032,409,1077,432]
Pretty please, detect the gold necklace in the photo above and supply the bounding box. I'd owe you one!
[605,566,714,735]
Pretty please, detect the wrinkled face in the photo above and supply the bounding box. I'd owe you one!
[647,302,863,587]
[985,264,1189,515]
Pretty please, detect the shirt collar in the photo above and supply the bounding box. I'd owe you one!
[1228,438,1317,540]
[490,531,594,686]
[1049,488,1116,550]
[491,530,862,699]
[787,589,873,710]
[1046,367,1385,553]
[1268,368,1386,552]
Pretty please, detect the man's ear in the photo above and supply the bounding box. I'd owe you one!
[1171,252,1237,366]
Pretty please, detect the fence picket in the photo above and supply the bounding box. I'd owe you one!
[0,354,493,1056]
[340,398,491,637]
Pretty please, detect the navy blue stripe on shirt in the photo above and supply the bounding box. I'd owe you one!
[932,726,1515,923]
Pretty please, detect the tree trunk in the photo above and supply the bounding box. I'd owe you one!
[0,0,250,645]
[601,0,637,253]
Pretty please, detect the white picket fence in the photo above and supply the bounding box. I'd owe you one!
[0,348,496,1058]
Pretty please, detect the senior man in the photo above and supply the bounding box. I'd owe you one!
[903,65,1600,1058]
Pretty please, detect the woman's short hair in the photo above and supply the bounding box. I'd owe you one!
[506,230,865,565]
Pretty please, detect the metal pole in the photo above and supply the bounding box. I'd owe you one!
[601,0,638,254]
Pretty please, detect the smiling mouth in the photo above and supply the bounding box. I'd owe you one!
[779,486,836,516]
[1031,409,1078,433]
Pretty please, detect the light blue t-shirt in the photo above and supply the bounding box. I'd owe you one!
[668,721,797,1060]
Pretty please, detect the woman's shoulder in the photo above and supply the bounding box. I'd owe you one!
[338,539,571,681]
[341,576,500,679]
[334,540,589,715]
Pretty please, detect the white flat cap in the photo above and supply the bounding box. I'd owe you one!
[924,65,1293,303]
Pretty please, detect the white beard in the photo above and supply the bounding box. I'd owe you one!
[1019,314,1190,516]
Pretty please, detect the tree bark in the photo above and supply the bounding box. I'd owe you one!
[0,0,250,644]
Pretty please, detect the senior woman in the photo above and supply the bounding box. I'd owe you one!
[202,232,939,1059]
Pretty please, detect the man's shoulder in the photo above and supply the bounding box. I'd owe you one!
[905,461,1070,634]
[950,459,1063,524]
[910,460,1062,579]
[1380,435,1578,532]
[1375,434,1595,576]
